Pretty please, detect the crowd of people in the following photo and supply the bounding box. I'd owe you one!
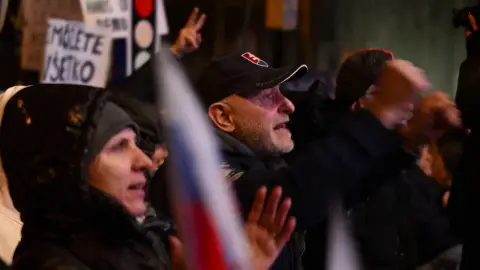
[1,5,480,270]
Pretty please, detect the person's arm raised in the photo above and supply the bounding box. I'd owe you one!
[234,60,439,230]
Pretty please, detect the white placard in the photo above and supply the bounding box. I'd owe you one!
[80,0,169,38]
[41,19,112,88]
[80,0,131,38]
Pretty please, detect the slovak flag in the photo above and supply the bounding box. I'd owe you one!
[155,47,251,270]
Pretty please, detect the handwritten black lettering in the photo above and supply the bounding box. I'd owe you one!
[47,21,105,54]
[43,52,96,84]
[73,28,83,51]
[112,18,121,31]
[119,0,128,11]
[92,36,104,55]
[96,17,128,32]
[86,0,112,14]
[82,32,96,53]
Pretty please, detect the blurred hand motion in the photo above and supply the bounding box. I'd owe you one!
[366,59,431,129]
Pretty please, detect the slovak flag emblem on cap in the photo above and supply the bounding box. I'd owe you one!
[241,52,269,67]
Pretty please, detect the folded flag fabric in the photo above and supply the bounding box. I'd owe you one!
[155,47,251,270]
[326,201,361,270]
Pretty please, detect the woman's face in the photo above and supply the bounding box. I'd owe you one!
[88,128,154,217]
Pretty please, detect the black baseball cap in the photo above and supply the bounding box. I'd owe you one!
[195,51,308,106]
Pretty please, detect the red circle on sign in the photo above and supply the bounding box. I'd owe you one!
[135,0,154,17]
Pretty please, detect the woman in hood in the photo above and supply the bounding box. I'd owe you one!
[0,83,295,270]
[0,83,173,269]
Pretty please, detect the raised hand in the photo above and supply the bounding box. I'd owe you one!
[399,92,461,152]
[171,7,206,56]
[246,186,296,270]
[365,59,431,129]
[465,13,478,37]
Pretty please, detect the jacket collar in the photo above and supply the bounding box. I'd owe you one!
[216,130,288,170]
[216,129,255,157]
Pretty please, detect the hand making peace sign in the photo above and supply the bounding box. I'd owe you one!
[465,12,478,37]
[171,7,207,56]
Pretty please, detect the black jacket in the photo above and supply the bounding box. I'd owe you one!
[348,165,460,270]
[450,131,480,270]
[284,97,415,270]
[450,30,480,270]
[405,167,459,265]
[220,110,413,270]
[348,170,417,270]
[0,84,171,270]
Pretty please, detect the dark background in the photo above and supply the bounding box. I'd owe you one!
[0,0,477,94]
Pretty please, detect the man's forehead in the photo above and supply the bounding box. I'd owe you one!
[236,85,280,99]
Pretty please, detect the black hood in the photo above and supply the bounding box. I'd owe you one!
[107,58,164,146]
[0,84,138,234]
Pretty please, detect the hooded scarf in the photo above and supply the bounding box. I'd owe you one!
[0,85,27,265]
[0,83,145,250]
[0,83,174,270]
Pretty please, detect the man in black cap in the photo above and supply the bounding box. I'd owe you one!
[195,51,455,270]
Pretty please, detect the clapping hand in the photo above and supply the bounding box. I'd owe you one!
[245,186,296,270]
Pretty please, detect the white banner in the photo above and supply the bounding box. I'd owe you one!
[41,19,112,88]
[79,0,130,38]
[79,0,169,38]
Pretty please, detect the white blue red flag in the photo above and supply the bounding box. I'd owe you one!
[155,47,251,270]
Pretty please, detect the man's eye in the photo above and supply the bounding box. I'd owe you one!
[110,139,129,151]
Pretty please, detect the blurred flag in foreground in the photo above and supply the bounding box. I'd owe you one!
[326,201,362,270]
[155,47,251,270]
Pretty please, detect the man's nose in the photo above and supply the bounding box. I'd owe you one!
[280,96,295,114]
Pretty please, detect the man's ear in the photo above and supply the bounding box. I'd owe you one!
[208,102,235,133]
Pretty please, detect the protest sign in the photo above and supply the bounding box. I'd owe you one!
[21,0,83,71]
[80,0,168,38]
[80,0,130,38]
[41,19,112,88]
[80,0,169,80]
